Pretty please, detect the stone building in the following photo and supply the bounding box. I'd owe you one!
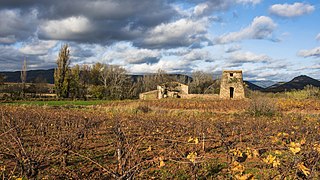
[157,82,188,99]
[139,82,188,100]
[219,70,245,99]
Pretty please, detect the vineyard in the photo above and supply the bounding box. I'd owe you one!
[1,98,320,179]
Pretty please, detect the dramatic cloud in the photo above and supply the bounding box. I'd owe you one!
[269,3,315,18]
[0,9,38,43]
[0,45,56,71]
[0,0,178,45]
[39,16,93,41]
[216,16,277,44]
[298,47,320,58]
[142,18,211,48]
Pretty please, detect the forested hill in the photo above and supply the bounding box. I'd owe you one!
[0,69,192,84]
[0,69,55,84]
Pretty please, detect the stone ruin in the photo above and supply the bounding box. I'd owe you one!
[219,70,245,99]
[139,70,245,100]
[157,82,188,99]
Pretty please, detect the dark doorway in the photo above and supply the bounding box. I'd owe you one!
[230,87,234,98]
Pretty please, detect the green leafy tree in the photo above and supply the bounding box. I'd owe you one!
[54,44,71,98]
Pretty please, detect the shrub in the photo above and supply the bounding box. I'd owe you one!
[136,105,152,113]
[247,98,278,117]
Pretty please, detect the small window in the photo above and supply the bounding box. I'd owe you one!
[230,73,233,77]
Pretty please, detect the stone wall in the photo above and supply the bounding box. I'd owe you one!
[139,90,158,100]
[219,70,245,99]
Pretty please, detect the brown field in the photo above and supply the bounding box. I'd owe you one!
[1,98,320,179]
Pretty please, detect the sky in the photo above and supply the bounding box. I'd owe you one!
[0,0,319,81]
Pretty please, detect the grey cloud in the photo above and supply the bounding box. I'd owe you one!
[128,57,160,65]
[0,45,56,71]
[0,9,38,43]
[0,0,178,46]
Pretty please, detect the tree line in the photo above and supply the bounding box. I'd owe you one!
[0,44,220,100]
[54,44,220,100]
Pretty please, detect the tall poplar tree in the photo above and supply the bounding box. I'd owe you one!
[54,44,71,98]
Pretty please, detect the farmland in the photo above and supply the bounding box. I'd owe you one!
[1,97,320,179]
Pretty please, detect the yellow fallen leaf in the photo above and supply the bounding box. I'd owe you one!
[313,144,320,153]
[231,161,245,174]
[289,142,301,154]
[273,159,280,168]
[194,137,199,144]
[263,154,276,165]
[187,152,197,163]
[159,157,165,167]
[235,173,254,180]
[297,162,310,176]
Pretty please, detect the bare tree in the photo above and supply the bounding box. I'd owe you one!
[99,64,129,99]
[21,57,27,97]
[0,73,6,85]
[189,71,217,94]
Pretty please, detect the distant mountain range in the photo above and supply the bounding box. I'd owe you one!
[1,69,319,93]
[263,75,320,92]
[248,80,276,88]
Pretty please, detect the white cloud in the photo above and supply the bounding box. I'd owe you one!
[269,3,315,18]
[193,3,210,16]
[127,59,192,74]
[104,42,161,64]
[216,16,277,44]
[228,52,272,66]
[0,35,16,44]
[316,33,320,41]
[143,18,210,48]
[19,40,58,55]
[39,16,93,40]
[192,0,261,17]
[229,51,271,63]
[236,0,261,5]
[182,49,210,61]
[225,44,242,53]
[298,47,320,58]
